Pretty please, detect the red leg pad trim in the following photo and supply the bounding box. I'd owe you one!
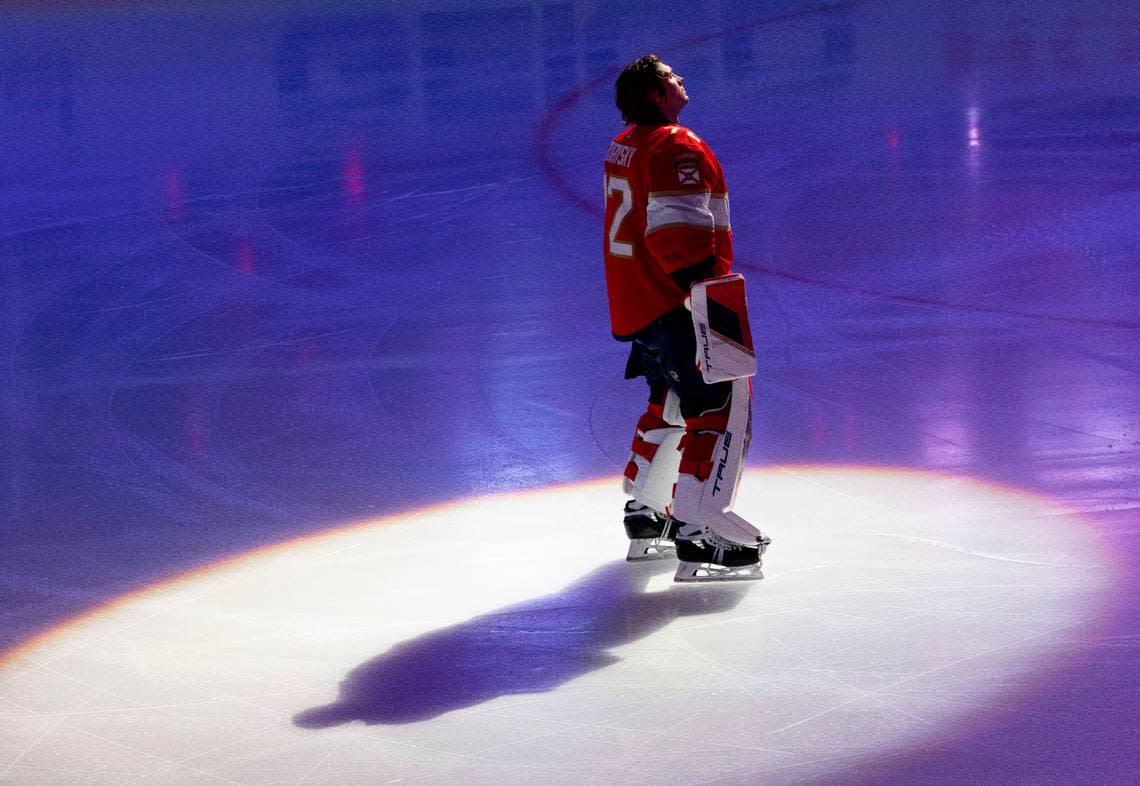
[635,412,672,435]
[679,458,714,482]
[624,461,639,483]
[684,412,730,432]
[630,437,658,462]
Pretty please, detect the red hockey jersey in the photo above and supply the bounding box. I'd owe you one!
[603,123,733,338]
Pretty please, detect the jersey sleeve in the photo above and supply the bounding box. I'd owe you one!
[643,131,731,276]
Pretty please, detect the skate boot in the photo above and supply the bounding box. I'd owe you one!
[623,500,677,561]
[673,516,771,582]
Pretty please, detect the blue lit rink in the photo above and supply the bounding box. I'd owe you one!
[1,1,1138,784]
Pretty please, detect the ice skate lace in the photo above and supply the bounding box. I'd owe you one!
[687,526,743,564]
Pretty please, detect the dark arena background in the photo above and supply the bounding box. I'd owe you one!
[2,1,1139,783]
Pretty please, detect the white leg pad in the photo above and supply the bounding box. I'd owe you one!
[671,378,753,531]
[621,389,684,513]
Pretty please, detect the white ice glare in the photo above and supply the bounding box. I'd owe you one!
[0,468,1114,785]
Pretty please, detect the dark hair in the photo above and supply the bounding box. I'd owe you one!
[615,54,669,126]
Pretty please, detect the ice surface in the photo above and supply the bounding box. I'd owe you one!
[0,473,1115,784]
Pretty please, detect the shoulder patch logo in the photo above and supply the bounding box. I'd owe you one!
[674,151,701,185]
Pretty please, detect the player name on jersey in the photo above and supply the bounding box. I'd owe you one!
[606,141,637,167]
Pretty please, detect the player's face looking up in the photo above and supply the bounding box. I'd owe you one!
[651,63,688,123]
[614,54,687,126]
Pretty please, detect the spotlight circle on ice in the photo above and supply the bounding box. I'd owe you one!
[0,467,1115,785]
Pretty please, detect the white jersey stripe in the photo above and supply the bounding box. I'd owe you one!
[646,192,713,235]
[710,194,730,230]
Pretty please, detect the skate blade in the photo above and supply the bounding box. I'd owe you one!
[674,560,763,582]
[626,538,676,562]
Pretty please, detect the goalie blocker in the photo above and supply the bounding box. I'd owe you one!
[672,274,770,582]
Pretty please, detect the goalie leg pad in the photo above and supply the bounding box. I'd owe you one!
[671,378,769,581]
[621,384,684,515]
[673,377,751,521]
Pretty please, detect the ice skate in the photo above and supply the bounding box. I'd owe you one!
[623,500,677,561]
[672,514,770,582]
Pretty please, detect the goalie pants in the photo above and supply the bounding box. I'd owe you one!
[622,307,746,514]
